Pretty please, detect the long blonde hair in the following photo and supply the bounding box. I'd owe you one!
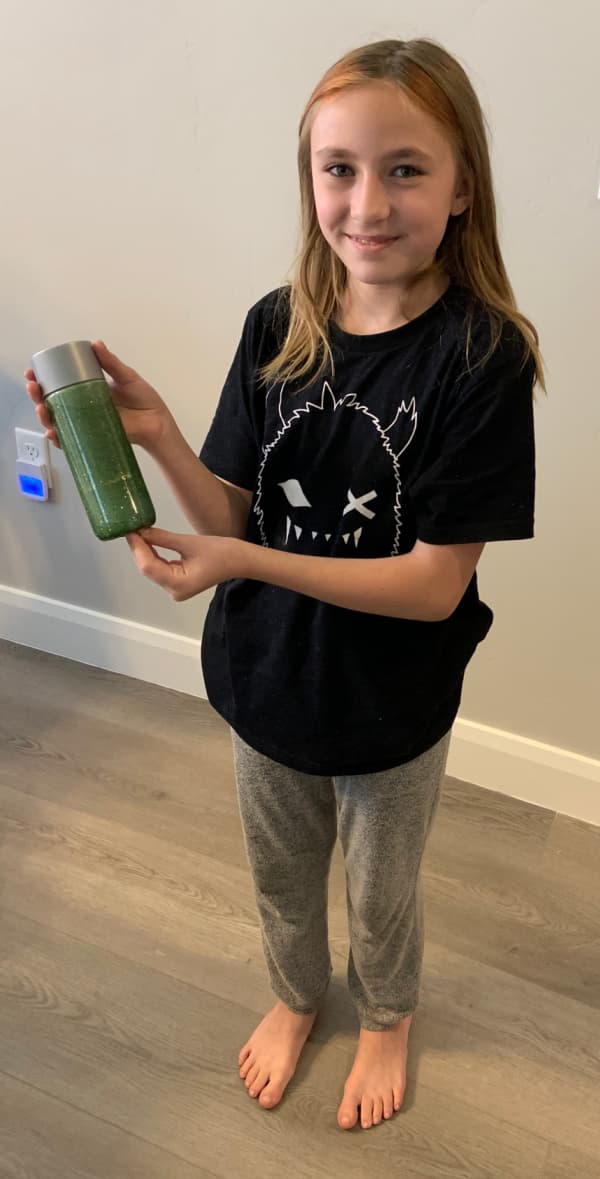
[260,38,545,393]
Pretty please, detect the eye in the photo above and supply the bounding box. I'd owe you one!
[325,164,353,178]
[391,164,423,179]
[278,479,312,508]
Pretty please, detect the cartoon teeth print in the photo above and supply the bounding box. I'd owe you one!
[254,380,417,558]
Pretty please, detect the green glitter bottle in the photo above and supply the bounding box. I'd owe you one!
[32,340,156,541]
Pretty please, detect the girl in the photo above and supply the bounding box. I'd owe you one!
[26,38,542,1132]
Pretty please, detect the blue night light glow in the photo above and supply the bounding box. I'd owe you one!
[19,474,45,498]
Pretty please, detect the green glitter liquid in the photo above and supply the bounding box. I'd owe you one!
[46,379,156,541]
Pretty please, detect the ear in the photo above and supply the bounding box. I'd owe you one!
[450,172,472,218]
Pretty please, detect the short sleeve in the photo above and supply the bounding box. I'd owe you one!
[409,327,536,544]
[199,305,267,492]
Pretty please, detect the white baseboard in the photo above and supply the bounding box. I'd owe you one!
[1,584,599,826]
[448,719,600,826]
[0,582,205,699]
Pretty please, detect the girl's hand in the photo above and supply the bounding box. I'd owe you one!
[24,341,172,453]
[126,527,242,601]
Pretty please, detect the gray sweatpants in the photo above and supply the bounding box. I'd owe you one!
[231,728,451,1031]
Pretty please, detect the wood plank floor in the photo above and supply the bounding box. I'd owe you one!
[1,639,599,1178]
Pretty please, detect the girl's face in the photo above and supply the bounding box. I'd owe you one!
[310,82,470,292]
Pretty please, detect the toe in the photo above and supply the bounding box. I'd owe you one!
[382,1092,395,1119]
[337,1093,359,1130]
[245,1064,260,1093]
[239,1054,254,1080]
[248,1067,270,1099]
[238,1043,251,1067]
[259,1077,284,1109]
[393,1085,405,1112]
[361,1096,374,1130]
[372,1096,384,1126]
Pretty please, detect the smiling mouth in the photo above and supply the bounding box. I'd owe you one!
[345,234,400,250]
[348,234,398,242]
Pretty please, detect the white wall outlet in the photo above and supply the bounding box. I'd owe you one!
[15,428,52,486]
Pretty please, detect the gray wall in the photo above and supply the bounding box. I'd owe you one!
[1,0,598,757]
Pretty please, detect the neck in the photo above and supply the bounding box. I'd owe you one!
[338,270,449,334]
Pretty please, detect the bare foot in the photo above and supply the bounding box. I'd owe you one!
[337,1014,413,1130]
[238,1000,317,1110]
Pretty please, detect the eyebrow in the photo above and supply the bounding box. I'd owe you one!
[314,146,432,162]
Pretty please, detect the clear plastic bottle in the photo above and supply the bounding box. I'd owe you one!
[32,340,156,541]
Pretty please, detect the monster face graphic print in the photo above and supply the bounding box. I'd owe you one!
[254,381,417,558]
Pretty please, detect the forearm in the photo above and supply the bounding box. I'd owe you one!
[235,541,451,621]
[147,416,249,538]
[128,527,481,611]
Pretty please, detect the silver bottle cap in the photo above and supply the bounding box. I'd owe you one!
[32,340,104,398]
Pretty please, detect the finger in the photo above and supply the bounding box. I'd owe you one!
[91,340,138,385]
[26,379,44,405]
[138,526,198,558]
[126,531,179,565]
[37,416,61,448]
[127,531,165,571]
[126,533,186,593]
[34,402,53,431]
[23,375,59,442]
[31,400,58,437]
[126,532,151,560]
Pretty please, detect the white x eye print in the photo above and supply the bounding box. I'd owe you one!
[278,479,312,508]
[342,489,378,520]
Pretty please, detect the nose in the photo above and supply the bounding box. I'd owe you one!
[350,172,391,226]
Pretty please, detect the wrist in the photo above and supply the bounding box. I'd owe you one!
[144,410,184,461]
[226,536,262,580]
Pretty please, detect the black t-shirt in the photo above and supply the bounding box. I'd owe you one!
[199,284,536,775]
